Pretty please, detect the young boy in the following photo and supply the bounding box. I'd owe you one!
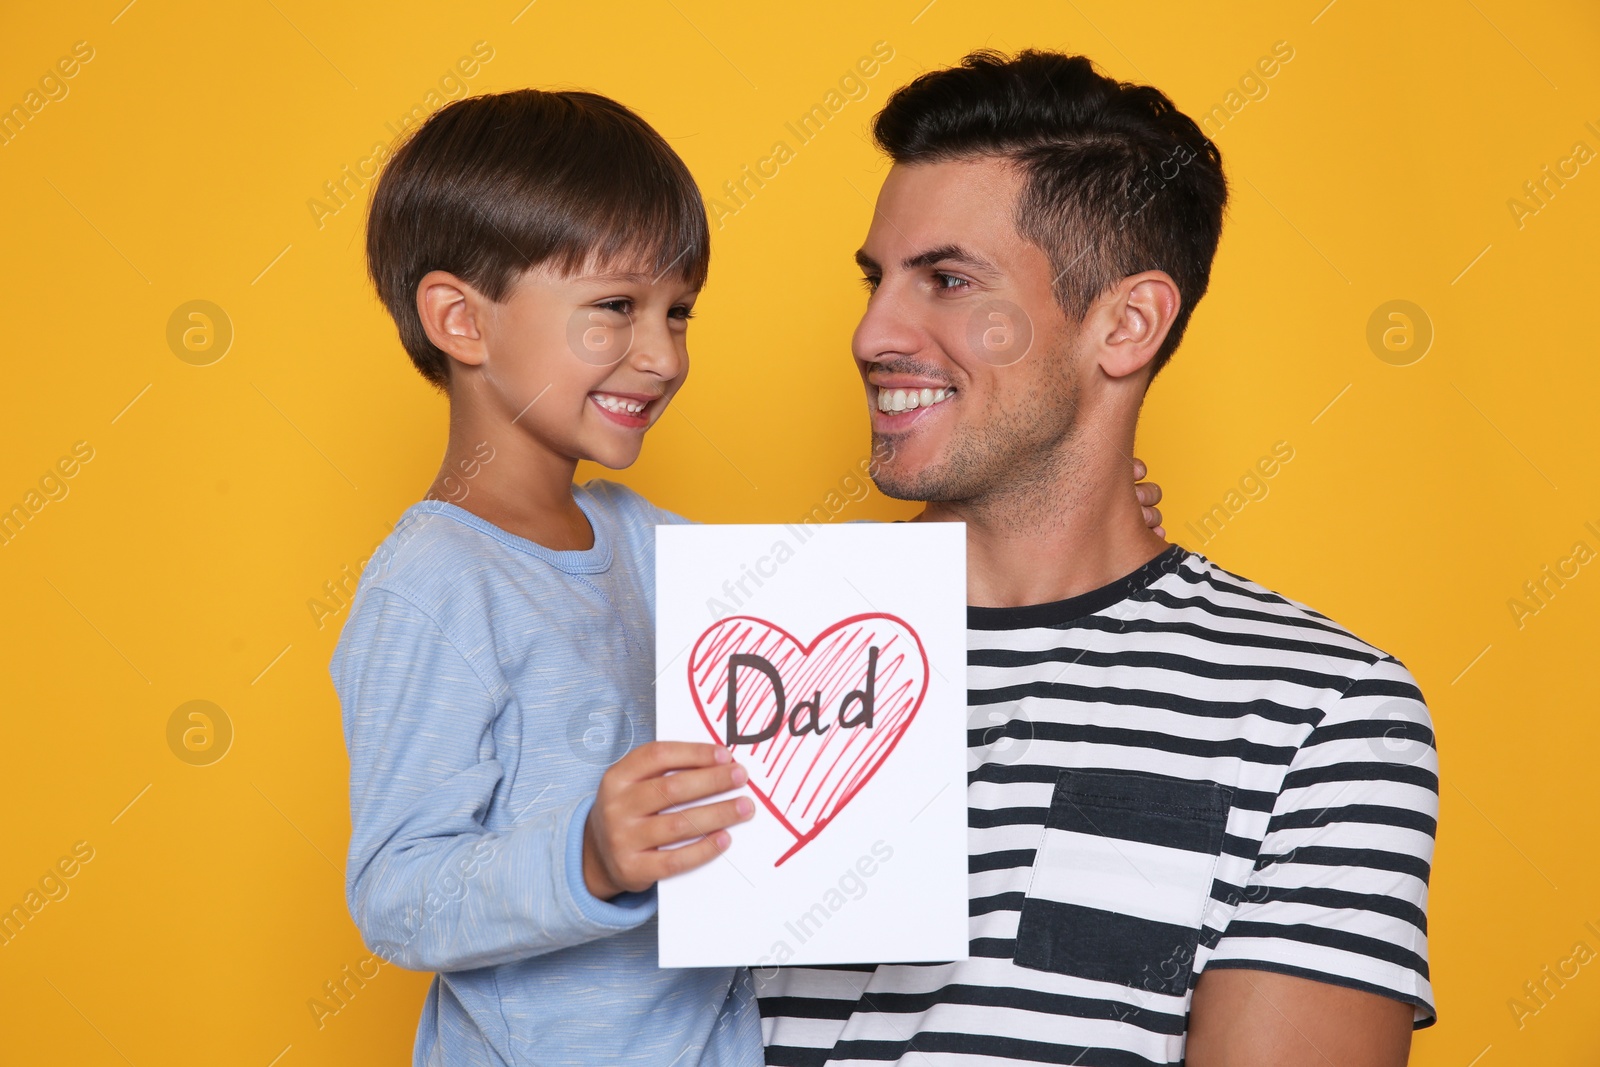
[330,89,762,1066]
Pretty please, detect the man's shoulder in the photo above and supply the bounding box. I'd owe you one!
[1158,548,1424,702]
[1162,549,1390,656]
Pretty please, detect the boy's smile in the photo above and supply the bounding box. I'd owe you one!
[589,389,665,428]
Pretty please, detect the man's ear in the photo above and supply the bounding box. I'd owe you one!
[1094,270,1181,380]
[416,270,490,369]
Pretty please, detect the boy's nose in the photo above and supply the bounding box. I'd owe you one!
[628,321,685,380]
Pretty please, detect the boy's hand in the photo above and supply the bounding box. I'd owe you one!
[1133,456,1165,538]
[582,741,754,900]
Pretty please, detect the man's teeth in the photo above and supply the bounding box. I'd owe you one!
[877,387,952,413]
[593,394,646,415]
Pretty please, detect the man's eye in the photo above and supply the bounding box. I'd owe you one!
[933,272,968,291]
[859,275,880,293]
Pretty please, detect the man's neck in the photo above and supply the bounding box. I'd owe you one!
[918,442,1170,609]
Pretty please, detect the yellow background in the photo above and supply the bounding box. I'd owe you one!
[2,0,1596,1063]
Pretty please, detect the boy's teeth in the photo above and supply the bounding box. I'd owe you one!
[594,394,646,415]
[877,387,951,413]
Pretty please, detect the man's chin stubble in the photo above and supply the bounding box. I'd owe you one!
[867,417,1081,529]
[867,428,993,506]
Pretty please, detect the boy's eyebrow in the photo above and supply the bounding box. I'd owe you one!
[581,270,656,283]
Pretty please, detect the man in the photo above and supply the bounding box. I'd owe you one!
[757,51,1437,1067]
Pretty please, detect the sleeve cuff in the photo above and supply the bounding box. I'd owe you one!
[562,791,658,929]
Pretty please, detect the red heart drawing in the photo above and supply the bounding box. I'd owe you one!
[687,613,929,866]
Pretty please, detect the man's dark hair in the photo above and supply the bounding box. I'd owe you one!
[873,50,1227,376]
[367,89,710,391]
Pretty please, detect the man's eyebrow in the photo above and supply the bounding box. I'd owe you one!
[901,244,996,273]
[854,245,998,275]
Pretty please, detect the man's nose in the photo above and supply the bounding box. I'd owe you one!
[852,285,922,366]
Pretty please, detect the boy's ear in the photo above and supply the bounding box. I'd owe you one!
[416,270,490,369]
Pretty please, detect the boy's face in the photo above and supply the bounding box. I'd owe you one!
[463,262,699,470]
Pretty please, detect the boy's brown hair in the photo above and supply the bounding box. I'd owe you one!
[366,89,710,391]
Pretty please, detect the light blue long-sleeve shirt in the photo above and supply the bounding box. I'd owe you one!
[329,480,760,1067]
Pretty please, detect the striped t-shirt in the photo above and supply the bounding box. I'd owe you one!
[758,544,1437,1066]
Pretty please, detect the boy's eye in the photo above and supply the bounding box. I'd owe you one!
[859,274,880,293]
[595,298,633,315]
[669,304,695,321]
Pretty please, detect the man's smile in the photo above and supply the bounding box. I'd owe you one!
[868,374,958,429]
[874,385,955,414]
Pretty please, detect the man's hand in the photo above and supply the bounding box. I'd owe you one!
[1186,969,1414,1067]
[582,741,754,900]
[1133,456,1164,537]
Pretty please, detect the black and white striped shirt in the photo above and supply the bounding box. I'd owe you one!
[757,545,1437,1066]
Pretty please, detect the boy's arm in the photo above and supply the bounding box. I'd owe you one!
[335,586,652,972]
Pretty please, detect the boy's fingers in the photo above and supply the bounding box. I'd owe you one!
[1135,481,1163,506]
[1132,457,1148,480]
[1143,505,1163,529]
[647,830,733,882]
[614,740,730,781]
[631,762,748,815]
[643,796,755,849]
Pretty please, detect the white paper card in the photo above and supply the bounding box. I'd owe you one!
[655,521,969,969]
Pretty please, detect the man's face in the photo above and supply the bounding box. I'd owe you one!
[853,157,1082,505]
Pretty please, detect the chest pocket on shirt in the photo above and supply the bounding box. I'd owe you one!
[1013,768,1233,997]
